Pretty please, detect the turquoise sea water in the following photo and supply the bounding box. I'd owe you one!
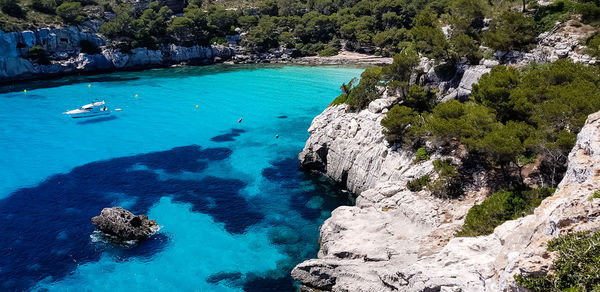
[0,65,363,291]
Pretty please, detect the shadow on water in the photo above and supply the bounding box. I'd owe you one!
[76,115,118,124]
[0,75,141,94]
[210,128,246,142]
[0,63,293,94]
[0,145,263,291]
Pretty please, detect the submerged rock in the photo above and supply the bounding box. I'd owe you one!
[91,207,158,241]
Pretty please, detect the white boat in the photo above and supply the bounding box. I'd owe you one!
[64,100,111,118]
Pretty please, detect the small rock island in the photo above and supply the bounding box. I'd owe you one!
[91,207,159,241]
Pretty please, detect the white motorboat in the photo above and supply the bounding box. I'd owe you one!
[64,100,111,118]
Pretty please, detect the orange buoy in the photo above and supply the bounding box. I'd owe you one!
[238,118,242,123]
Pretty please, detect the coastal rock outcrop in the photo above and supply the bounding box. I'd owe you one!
[91,207,159,241]
[499,18,597,66]
[293,92,600,290]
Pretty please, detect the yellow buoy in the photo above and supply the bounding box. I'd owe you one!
[88,84,91,88]
[23,89,27,93]
[135,94,139,98]
[195,105,199,109]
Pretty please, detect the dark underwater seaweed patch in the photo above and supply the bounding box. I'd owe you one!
[210,128,246,142]
[0,145,258,291]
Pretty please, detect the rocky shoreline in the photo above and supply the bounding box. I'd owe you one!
[0,23,392,85]
[291,19,600,292]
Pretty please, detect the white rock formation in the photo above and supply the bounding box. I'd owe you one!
[292,99,600,291]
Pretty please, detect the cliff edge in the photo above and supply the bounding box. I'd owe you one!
[293,94,600,291]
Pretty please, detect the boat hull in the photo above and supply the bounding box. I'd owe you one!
[69,111,111,118]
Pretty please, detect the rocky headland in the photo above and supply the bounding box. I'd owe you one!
[291,18,600,292]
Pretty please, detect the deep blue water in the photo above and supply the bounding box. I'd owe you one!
[0,65,362,291]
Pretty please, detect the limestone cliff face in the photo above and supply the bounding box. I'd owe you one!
[292,98,600,291]
[0,25,232,82]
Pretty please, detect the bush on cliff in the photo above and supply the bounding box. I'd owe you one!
[429,159,463,198]
[26,45,51,65]
[0,0,23,18]
[515,230,600,291]
[406,175,431,192]
[381,105,418,144]
[482,11,537,52]
[56,2,83,24]
[457,188,555,237]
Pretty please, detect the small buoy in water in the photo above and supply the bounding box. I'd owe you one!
[115,108,122,111]
[135,94,139,98]
[275,134,279,139]
[195,105,199,109]
[23,89,27,93]
[238,118,242,123]
[88,84,91,88]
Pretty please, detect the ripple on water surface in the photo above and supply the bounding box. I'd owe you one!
[0,65,362,291]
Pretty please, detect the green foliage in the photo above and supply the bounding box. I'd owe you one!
[592,190,600,200]
[31,0,59,14]
[318,46,338,56]
[237,15,258,29]
[515,231,600,291]
[457,188,555,236]
[533,0,573,32]
[404,85,437,113]
[373,28,409,56]
[415,147,430,162]
[26,45,50,65]
[483,11,537,52]
[410,9,449,59]
[471,65,521,123]
[242,16,280,50]
[406,175,431,192]
[56,2,83,24]
[447,0,486,37]
[381,105,418,144]
[429,159,463,198]
[449,34,481,64]
[587,33,600,58]
[79,40,100,54]
[345,66,384,112]
[0,0,23,18]
[382,47,420,83]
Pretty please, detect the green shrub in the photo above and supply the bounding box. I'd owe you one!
[56,1,83,24]
[381,105,418,144]
[26,45,51,65]
[318,46,338,56]
[406,175,431,192]
[0,0,24,18]
[457,188,555,237]
[345,66,384,112]
[592,190,600,200]
[429,159,463,198]
[414,147,430,162]
[515,231,600,291]
[31,0,58,14]
[587,33,600,58]
[482,11,537,52]
[79,40,100,54]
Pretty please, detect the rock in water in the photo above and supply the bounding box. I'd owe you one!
[91,207,158,241]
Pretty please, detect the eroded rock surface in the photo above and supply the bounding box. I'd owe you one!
[91,207,159,241]
[293,103,600,291]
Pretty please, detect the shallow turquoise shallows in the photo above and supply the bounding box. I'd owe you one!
[0,65,363,291]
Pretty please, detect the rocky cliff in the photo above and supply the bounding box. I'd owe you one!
[292,19,600,292]
[0,24,232,82]
[292,93,600,292]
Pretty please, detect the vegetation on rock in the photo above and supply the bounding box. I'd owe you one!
[457,188,555,236]
[515,230,600,291]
